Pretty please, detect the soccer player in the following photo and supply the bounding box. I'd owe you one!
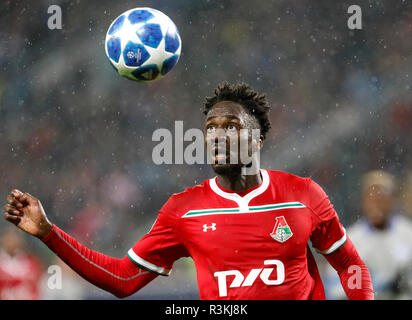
[3,82,374,299]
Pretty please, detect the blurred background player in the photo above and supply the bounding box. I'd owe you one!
[0,227,43,299]
[322,170,412,299]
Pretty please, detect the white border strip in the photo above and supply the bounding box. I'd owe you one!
[314,228,347,255]
[127,249,171,276]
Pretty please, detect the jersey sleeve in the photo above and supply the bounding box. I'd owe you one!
[127,196,190,276]
[305,178,347,255]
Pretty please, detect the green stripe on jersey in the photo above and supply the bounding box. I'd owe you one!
[248,202,305,211]
[182,202,306,218]
[183,208,240,217]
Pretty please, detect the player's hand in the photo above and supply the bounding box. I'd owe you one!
[3,189,53,239]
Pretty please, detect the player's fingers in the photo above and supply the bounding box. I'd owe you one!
[11,190,25,206]
[4,204,23,216]
[3,212,21,225]
[6,194,13,204]
[6,194,20,207]
[7,194,24,208]
[11,189,24,198]
[19,193,37,206]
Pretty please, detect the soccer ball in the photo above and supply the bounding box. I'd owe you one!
[105,7,181,82]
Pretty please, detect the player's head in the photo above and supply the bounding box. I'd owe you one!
[203,82,271,175]
[361,170,396,230]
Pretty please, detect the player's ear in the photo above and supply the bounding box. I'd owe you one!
[259,136,264,149]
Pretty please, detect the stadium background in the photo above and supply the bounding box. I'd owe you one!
[0,0,411,299]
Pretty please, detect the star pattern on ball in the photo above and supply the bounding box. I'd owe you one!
[142,36,176,68]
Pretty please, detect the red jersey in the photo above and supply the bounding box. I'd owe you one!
[128,169,346,299]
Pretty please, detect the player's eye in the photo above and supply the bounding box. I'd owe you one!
[227,124,238,132]
[206,125,216,133]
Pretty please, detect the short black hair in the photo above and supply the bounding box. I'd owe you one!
[204,82,271,140]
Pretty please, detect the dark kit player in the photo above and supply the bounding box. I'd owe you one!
[4,82,374,299]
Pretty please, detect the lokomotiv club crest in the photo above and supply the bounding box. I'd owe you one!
[270,216,293,243]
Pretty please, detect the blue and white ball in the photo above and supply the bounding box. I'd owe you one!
[105,7,181,82]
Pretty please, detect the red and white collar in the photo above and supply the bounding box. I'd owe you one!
[209,169,270,211]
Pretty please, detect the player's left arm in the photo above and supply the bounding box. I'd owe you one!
[3,189,158,298]
[305,178,374,300]
[323,236,374,300]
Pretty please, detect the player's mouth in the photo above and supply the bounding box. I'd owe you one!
[212,144,236,164]
[214,154,227,163]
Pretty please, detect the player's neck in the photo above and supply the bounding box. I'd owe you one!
[217,171,262,192]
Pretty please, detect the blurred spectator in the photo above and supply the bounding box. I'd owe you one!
[0,228,43,299]
[322,170,412,299]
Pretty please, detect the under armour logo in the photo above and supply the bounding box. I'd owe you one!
[203,223,217,232]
